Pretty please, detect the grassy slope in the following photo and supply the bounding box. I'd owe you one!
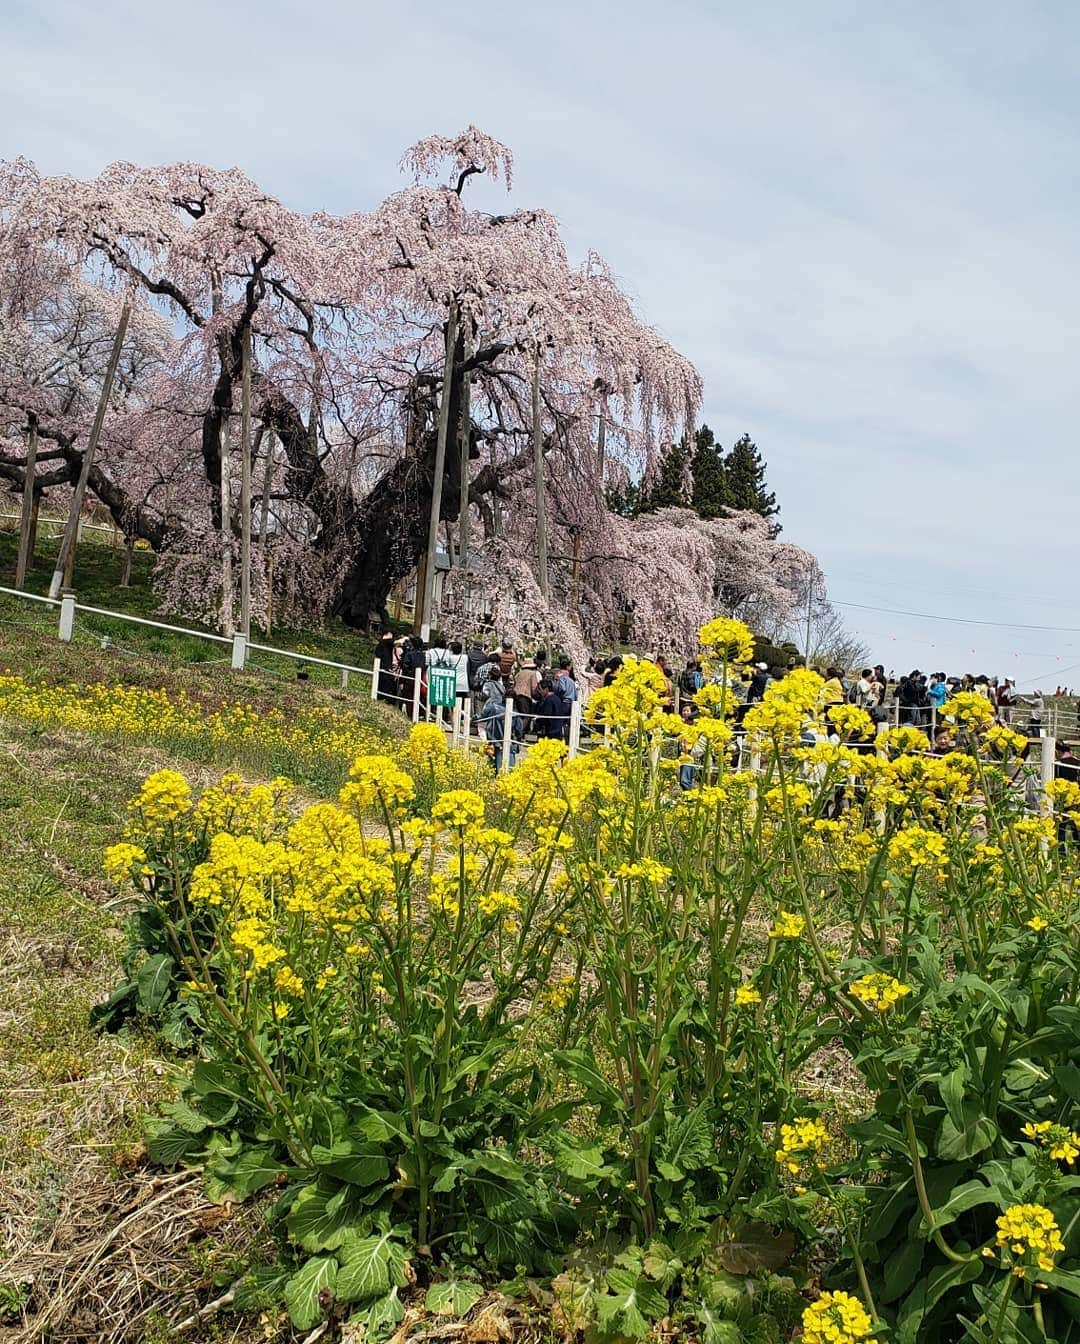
[0,524,379,685]
[0,530,406,1340]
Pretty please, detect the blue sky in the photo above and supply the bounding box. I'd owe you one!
[4,0,1079,685]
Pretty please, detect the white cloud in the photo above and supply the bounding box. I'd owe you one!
[3,0,1078,682]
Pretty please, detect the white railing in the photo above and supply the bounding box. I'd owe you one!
[0,584,595,761]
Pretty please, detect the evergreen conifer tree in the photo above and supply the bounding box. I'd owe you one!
[724,434,779,531]
[689,424,730,519]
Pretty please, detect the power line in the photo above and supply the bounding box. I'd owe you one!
[833,599,1080,634]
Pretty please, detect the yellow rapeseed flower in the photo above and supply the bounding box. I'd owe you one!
[995,1203,1065,1275]
[801,1291,875,1344]
[848,972,912,1013]
[769,910,805,939]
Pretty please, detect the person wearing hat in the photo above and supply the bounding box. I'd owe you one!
[747,662,769,704]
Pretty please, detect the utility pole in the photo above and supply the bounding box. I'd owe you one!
[14,418,38,588]
[48,292,132,598]
[532,344,550,599]
[239,324,253,637]
[419,301,458,642]
[804,574,814,669]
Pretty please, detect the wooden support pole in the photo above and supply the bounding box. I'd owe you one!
[14,419,38,589]
[48,294,132,598]
[532,345,549,599]
[220,419,234,636]
[419,301,458,641]
[240,325,253,637]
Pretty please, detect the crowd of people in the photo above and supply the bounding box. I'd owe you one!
[372,629,1072,779]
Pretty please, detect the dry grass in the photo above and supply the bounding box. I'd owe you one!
[0,725,277,1342]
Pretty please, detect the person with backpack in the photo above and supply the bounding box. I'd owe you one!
[399,637,427,712]
[477,674,518,771]
[848,669,873,706]
[467,641,490,694]
[679,660,703,703]
[512,654,542,733]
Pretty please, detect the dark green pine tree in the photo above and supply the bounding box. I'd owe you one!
[724,433,779,531]
[689,424,730,519]
[637,437,692,513]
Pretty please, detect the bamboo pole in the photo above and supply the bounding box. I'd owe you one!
[532,345,549,599]
[14,420,38,588]
[48,294,132,598]
[419,301,458,641]
[239,325,253,637]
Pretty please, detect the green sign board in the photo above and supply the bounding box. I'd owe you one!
[429,667,458,709]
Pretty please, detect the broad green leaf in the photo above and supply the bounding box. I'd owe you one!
[144,1120,200,1168]
[705,1220,795,1276]
[335,1230,408,1304]
[1055,1062,1080,1102]
[312,1151,389,1188]
[162,1100,210,1136]
[697,1306,742,1344]
[357,1286,405,1339]
[552,1049,624,1112]
[135,953,174,1015]
[594,1268,667,1340]
[551,1141,611,1182]
[881,1236,923,1303]
[895,1255,983,1344]
[641,1240,681,1287]
[284,1255,337,1330]
[205,1146,286,1203]
[921,1178,997,1234]
[192,1061,250,1106]
[425,1279,484,1316]
[286,1182,360,1253]
[938,1066,967,1129]
[863,1178,914,1243]
[937,1104,997,1161]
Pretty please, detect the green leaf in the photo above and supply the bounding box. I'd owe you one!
[88,980,137,1031]
[358,1286,406,1339]
[697,1307,742,1344]
[895,1256,983,1344]
[284,1255,337,1331]
[705,1221,795,1276]
[656,1103,713,1181]
[1055,1062,1080,1102]
[135,953,174,1016]
[938,1065,967,1129]
[310,1148,389,1188]
[425,1279,484,1316]
[145,1119,200,1167]
[863,1178,914,1243]
[936,1103,997,1161]
[551,1141,611,1182]
[641,1241,682,1287]
[204,1146,286,1203]
[335,1230,408,1304]
[881,1237,924,1303]
[552,1049,625,1112]
[594,1268,667,1340]
[191,1061,250,1107]
[286,1182,360,1253]
[921,1178,998,1234]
